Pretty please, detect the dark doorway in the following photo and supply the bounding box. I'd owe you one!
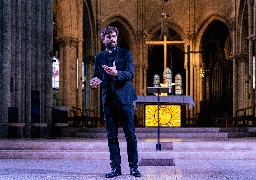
[101,21,131,51]
[99,21,132,119]
[200,20,233,125]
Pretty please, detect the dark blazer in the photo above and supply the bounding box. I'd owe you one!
[92,47,137,106]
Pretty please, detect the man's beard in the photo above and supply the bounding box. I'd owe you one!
[105,41,117,50]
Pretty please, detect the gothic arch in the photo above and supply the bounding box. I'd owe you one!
[147,21,186,44]
[83,0,97,56]
[89,16,140,117]
[101,16,140,88]
[195,14,233,51]
[198,19,233,122]
[145,21,186,88]
[101,16,138,55]
[237,0,248,53]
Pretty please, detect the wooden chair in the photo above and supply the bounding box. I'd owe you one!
[70,107,103,127]
[70,106,84,127]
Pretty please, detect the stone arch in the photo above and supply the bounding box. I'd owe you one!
[101,16,139,84]
[101,16,141,91]
[237,0,248,54]
[83,0,97,56]
[146,21,186,89]
[101,15,138,56]
[197,18,233,123]
[89,16,142,117]
[148,21,187,44]
[195,14,233,52]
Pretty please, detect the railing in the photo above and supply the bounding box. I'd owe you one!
[69,106,104,127]
[183,112,235,127]
[235,106,256,126]
[182,113,199,127]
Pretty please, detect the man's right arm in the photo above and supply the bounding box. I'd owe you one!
[90,55,102,89]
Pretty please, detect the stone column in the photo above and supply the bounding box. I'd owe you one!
[193,51,203,115]
[233,54,238,116]
[143,40,148,96]
[237,54,248,110]
[0,2,1,135]
[134,63,141,95]
[248,0,254,110]
[135,1,145,96]
[231,21,238,116]
[76,0,83,109]
[190,50,202,116]
[58,36,78,112]
[0,0,11,137]
[143,64,148,96]
[14,0,22,126]
[85,55,101,117]
[10,0,23,138]
[0,0,53,138]
[45,0,53,138]
[22,0,33,138]
[77,40,83,109]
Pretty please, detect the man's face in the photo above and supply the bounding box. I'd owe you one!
[102,32,117,50]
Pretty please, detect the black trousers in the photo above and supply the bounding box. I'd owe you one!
[104,102,138,169]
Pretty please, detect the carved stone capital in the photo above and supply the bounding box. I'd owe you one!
[227,20,236,31]
[248,34,256,40]
[56,36,79,48]
[134,63,146,69]
[186,30,196,40]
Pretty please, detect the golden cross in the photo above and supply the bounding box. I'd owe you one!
[146,35,184,83]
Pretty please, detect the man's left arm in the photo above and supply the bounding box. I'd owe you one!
[115,51,134,81]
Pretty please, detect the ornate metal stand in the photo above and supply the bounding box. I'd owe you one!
[147,87,170,151]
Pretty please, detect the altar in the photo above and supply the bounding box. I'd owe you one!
[136,12,194,128]
[135,95,194,127]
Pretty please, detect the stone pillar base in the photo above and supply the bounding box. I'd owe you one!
[0,124,8,138]
[8,126,23,138]
[23,126,31,138]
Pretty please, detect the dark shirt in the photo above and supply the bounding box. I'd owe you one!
[106,50,115,93]
[93,47,137,106]
[105,50,120,105]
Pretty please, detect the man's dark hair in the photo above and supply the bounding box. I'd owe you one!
[100,26,119,38]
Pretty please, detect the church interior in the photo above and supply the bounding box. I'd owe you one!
[1,0,256,138]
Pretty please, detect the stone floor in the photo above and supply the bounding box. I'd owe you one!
[1,157,256,179]
[1,136,256,179]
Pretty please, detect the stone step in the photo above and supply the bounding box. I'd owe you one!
[1,127,255,160]
[74,132,229,138]
[63,127,232,139]
[80,127,223,133]
[1,149,256,160]
[63,127,256,139]
[1,139,256,160]
[1,139,256,151]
